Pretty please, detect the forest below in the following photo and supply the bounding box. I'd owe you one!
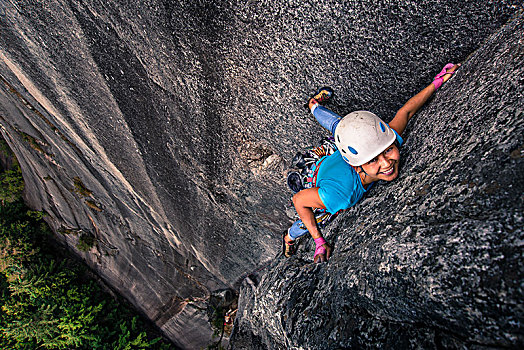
[0,138,177,349]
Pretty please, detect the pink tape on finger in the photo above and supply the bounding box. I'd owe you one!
[314,245,326,257]
[314,237,327,258]
[433,63,455,90]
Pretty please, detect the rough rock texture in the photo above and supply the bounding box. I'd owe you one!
[0,1,521,348]
[231,12,524,350]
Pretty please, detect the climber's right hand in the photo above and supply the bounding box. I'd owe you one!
[313,237,331,263]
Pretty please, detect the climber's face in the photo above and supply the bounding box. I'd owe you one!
[360,144,400,182]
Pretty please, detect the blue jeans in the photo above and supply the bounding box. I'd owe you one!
[312,104,341,136]
[288,105,342,240]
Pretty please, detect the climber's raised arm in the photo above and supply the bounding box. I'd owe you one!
[283,63,460,264]
[389,63,460,136]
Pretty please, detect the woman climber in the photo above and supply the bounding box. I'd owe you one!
[284,63,461,263]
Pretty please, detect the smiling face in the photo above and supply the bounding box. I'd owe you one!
[358,144,400,182]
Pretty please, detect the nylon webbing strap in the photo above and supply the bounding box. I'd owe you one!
[311,157,327,186]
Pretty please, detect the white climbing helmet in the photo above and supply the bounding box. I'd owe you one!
[334,111,397,166]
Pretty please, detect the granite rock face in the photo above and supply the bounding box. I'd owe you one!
[0,1,521,348]
[231,12,524,350]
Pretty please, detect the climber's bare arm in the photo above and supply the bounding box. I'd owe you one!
[292,187,325,239]
[292,187,332,262]
[389,63,460,136]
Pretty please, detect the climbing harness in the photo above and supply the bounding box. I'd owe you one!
[287,136,342,229]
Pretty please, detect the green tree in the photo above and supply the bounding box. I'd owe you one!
[0,139,175,349]
[0,138,24,204]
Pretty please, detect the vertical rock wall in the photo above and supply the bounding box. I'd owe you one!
[0,1,521,348]
[231,12,524,349]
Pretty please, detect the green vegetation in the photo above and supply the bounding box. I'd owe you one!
[76,232,96,252]
[21,132,45,154]
[0,167,24,204]
[207,304,226,350]
[0,139,24,204]
[73,177,92,197]
[206,290,237,349]
[85,199,103,212]
[0,139,175,349]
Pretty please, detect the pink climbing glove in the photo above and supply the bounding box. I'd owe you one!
[314,237,327,259]
[432,63,455,90]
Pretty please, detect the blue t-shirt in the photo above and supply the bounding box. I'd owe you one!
[316,131,403,214]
